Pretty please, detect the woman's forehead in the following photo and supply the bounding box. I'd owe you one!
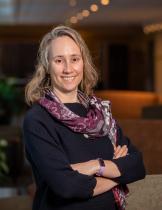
[49,36,81,56]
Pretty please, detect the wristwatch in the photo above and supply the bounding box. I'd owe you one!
[96,158,105,176]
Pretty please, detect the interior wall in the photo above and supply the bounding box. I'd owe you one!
[154,32,162,94]
[0,24,155,91]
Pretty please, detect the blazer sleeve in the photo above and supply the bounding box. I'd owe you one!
[23,113,96,199]
[111,125,146,184]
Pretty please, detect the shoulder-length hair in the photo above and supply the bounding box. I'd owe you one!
[25,25,98,105]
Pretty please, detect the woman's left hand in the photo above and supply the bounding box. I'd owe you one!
[113,145,128,159]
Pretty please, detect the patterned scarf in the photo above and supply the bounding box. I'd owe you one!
[39,90,128,210]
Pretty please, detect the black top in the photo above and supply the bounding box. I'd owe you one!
[23,103,145,210]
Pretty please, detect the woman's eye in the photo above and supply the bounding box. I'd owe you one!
[72,57,80,62]
[55,59,62,64]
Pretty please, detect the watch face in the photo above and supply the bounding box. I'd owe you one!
[96,158,105,176]
[98,158,105,167]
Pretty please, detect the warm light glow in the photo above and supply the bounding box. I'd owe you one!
[100,0,110,6]
[70,16,78,24]
[90,4,98,12]
[82,10,90,17]
[144,23,162,34]
[69,0,77,7]
[76,13,83,20]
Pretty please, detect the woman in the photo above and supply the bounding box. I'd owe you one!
[23,25,145,210]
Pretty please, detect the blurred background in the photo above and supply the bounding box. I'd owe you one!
[0,1,162,209]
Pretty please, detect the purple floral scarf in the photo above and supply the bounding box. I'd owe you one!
[39,90,128,210]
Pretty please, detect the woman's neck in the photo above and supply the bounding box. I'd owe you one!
[52,89,79,103]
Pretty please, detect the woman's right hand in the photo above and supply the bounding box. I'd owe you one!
[70,160,99,176]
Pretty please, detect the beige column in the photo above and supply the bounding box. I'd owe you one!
[154,32,162,94]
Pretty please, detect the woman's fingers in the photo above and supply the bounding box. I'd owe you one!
[113,145,128,159]
[114,145,121,157]
[117,145,128,158]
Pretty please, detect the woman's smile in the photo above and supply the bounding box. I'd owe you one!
[61,76,76,81]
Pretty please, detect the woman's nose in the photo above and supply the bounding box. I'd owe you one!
[63,60,73,73]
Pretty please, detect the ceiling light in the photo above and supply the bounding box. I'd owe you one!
[70,16,78,24]
[76,13,83,20]
[90,4,98,12]
[69,0,77,7]
[82,10,90,17]
[100,0,110,6]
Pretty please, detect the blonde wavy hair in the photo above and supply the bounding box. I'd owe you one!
[25,25,98,105]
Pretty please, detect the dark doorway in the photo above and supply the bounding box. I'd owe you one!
[108,44,129,90]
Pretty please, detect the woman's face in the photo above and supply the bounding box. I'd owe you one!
[48,36,83,98]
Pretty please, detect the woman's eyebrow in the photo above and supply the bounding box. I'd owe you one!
[52,55,63,59]
[52,54,81,59]
[71,54,82,57]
